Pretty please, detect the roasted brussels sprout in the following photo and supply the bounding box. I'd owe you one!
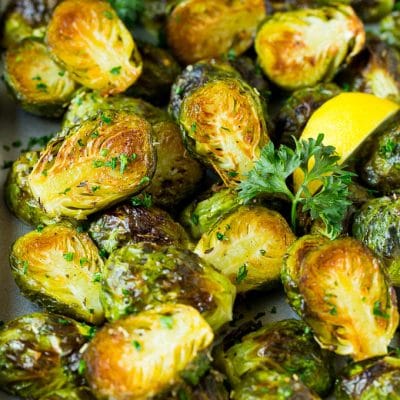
[335,352,400,399]
[3,38,78,118]
[180,186,241,241]
[28,110,156,219]
[380,10,400,49]
[46,0,142,95]
[1,0,60,48]
[255,5,365,90]
[171,60,269,185]
[10,224,104,324]
[83,304,214,399]
[101,243,235,330]
[276,83,342,146]
[195,205,295,293]
[353,196,400,286]
[232,369,320,400]
[352,0,394,22]
[166,0,266,65]
[63,91,203,209]
[282,235,399,361]
[38,388,95,400]
[218,319,333,395]
[127,42,181,106]
[89,203,191,255]
[0,313,91,399]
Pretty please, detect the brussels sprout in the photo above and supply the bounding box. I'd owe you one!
[4,151,60,227]
[335,352,400,399]
[195,205,296,293]
[127,42,181,106]
[255,5,365,90]
[276,83,342,146]
[357,117,400,192]
[0,313,91,399]
[28,110,156,219]
[3,38,78,118]
[217,319,333,396]
[10,224,104,324]
[166,0,266,65]
[101,243,236,330]
[282,235,399,361]
[83,304,214,399]
[171,60,269,185]
[380,11,400,49]
[1,0,59,48]
[353,196,400,286]
[46,0,142,95]
[39,388,95,400]
[232,369,320,400]
[180,186,241,240]
[89,203,191,255]
[352,0,394,22]
[63,91,203,208]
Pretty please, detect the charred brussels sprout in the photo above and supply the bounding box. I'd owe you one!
[276,83,342,146]
[63,91,203,209]
[83,304,214,399]
[1,0,60,48]
[352,0,394,22]
[232,369,320,400]
[353,196,400,286]
[180,186,241,241]
[89,203,191,255]
[218,319,333,396]
[0,313,91,399]
[101,243,235,330]
[10,224,104,324]
[28,110,156,219]
[166,0,266,65]
[282,235,399,361]
[255,5,365,90]
[195,205,296,293]
[171,61,269,185]
[380,10,400,49]
[335,352,400,399]
[5,151,59,227]
[46,0,142,95]
[3,39,77,118]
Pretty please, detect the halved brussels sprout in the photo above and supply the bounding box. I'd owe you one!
[46,0,142,95]
[335,352,400,399]
[353,196,400,286]
[5,151,60,227]
[232,369,320,400]
[10,224,104,324]
[195,205,296,293]
[166,0,266,64]
[63,91,203,208]
[83,304,214,400]
[282,235,399,361]
[0,313,91,399]
[180,186,242,241]
[172,61,269,185]
[255,5,365,90]
[380,10,400,49]
[28,110,156,219]
[217,319,333,396]
[352,0,394,22]
[3,38,78,118]
[276,83,342,146]
[1,0,59,48]
[89,203,191,255]
[101,243,236,330]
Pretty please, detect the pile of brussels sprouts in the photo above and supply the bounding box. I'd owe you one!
[1,0,400,399]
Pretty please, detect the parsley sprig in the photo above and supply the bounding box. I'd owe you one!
[238,134,354,239]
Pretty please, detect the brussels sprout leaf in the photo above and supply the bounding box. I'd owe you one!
[238,134,354,238]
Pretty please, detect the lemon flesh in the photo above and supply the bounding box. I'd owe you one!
[293,92,400,194]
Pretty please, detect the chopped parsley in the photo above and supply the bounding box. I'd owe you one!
[131,193,152,207]
[236,264,248,284]
[63,252,74,262]
[373,301,390,319]
[110,66,122,75]
[160,315,174,329]
[132,340,142,351]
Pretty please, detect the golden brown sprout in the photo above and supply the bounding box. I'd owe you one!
[83,304,214,400]
[46,0,142,95]
[195,205,296,293]
[28,110,156,220]
[166,0,266,64]
[255,5,365,90]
